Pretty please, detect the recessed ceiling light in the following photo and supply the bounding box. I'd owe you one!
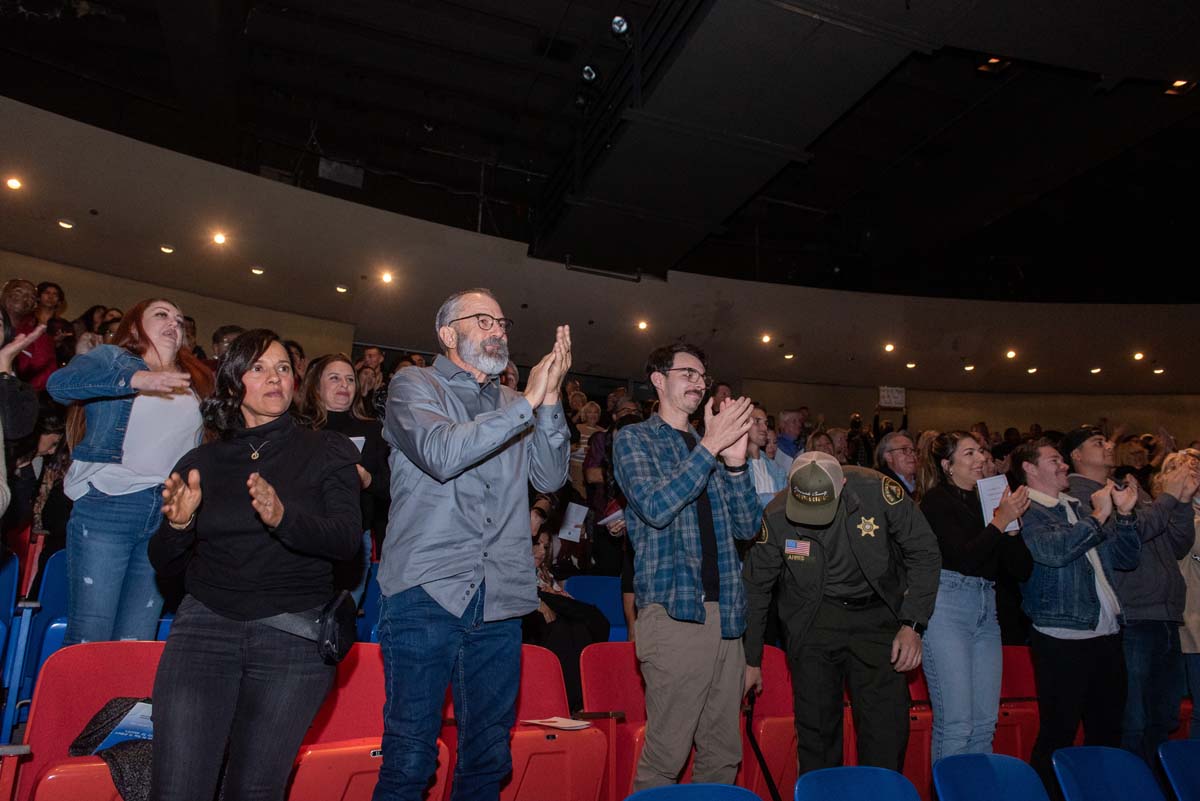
[57,219,74,230]
[906,362,916,369]
[1167,79,1195,96]
[250,267,264,275]
[336,285,349,294]
[1133,352,1144,361]
[884,343,895,352]
[637,321,648,330]
[212,232,226,244]
[1090,367,1102,374]
[964,365,975,372]
[381,271,393,284]
[1153,368,1165,375]
[784,354,794,360]
[160,245,174,254]
[1027,367,1038,374]
[5,177,21,190]
[761,334,771,344]
[1005,349,1016,359]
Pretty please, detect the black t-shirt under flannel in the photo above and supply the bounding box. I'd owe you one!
[679,430,720,603]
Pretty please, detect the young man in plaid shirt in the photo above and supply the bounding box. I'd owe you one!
[614,343,759,790]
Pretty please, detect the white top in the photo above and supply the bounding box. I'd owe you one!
[1028,488,1121,639]
[65,390,203,500]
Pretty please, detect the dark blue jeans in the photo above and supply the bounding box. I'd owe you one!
[149,595,335,801]
[1122,620,1185,768]
[372,583,521,801]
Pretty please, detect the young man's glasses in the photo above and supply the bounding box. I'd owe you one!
[448,313,515,333]
[660,367,713,389]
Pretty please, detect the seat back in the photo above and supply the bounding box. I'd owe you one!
[794,766,921,801]
[516,644,570,719]
[1159,739,1200,801]
[625,783,762,799]
[933,753,1050,801]
[303,643,386,745]
[580,641,645,723]
[753,645,793,720]
[1051,746,1166,801]
[19,641,164,801]
[562,576,626,639]
[1001,646,1037,698]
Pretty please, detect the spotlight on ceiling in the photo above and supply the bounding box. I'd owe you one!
[884,343,895,352]
[1167,79,1196,96]
[250,267,264,275]
[637,320,648,330]
[906,362,916,369]
[213,232,227,245]
[1133,352,1145,361]
[1153,368,1165,375]
[784,354,794,360]
[5,177,21,190]
[1005,349,1016,359]
[581,65,598,83]
[336,285,349,294]
[1027,367,1038,374]
[381,271,394,284]
[57,219,74,230]
[1090,367,1102,374]
[160,245,174,254]
[964,365,975,372]
[761,334,771,344]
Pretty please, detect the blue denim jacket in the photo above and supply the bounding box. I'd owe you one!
[1019,493,1140,630]
[46,345,149,463]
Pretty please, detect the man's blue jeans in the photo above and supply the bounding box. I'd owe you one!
[372,583,521,801]
[922,570,1002,762]
[1121,620,1184,767]
[65,484,165,645]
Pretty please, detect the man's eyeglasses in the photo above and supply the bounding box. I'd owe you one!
[887,447,917,456]
[660,367,713,389]
[448,313,514,333]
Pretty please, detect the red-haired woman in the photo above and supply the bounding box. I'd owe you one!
[47,298,213,644]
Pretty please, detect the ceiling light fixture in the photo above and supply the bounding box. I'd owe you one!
[336,285,349,294]
[212,232,226,244]
[884,343,895,352]
[1153,368,1165,375]
[250,267,264,275]
[1005,349,1016,359]
[1090,367,1102,374]
[160,245,174,254]
[1167,79,1196,96]
[906,362,916,369]
[1027,367,1038,374]
[381,271,393,284]
[964,365,975,372]
[637,321,648,330]
[57,219,74,229]
[5,177,21,190]
[761,334,771,344]
[784,354,794,360]
[1133,352,1145,361]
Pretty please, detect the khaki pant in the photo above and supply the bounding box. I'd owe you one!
[632,602,746,790]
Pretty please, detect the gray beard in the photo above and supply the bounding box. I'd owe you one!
[460,335,509,376]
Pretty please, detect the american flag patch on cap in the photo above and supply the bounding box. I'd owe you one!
[784,539,810,557]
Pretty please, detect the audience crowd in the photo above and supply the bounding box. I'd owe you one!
[1,275,1198,801]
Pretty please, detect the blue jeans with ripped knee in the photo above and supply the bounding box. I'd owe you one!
[65,483,165,645]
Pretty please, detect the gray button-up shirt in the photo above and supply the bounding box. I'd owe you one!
[380,355,570,620]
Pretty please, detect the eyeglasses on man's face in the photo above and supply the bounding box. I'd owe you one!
[887,447,917,456]
[449,313,514,333]
[660,367,713,389]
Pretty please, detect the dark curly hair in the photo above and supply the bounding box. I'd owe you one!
[201,329,302,436]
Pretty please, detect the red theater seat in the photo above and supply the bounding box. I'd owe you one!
[903,668,933,801]
[736,646,797,799]
[995,645,1039,763]
[579,641,693,801]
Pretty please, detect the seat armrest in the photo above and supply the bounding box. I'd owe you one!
[577,711,626,722]
[0,746,30,757]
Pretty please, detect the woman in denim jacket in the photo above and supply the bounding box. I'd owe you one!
[47,298,213,644]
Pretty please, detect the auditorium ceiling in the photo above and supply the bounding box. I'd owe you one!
[2,0,1199,303]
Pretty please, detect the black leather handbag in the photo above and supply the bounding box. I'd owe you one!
[259,590,358,665]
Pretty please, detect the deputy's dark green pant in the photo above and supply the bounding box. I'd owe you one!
[788,597,911,775]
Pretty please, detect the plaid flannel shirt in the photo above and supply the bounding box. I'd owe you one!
[614,414,761,638]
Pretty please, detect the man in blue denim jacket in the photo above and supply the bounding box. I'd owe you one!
[1010,439,1140,799]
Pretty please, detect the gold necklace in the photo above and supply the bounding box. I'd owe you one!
[248,440,270,461]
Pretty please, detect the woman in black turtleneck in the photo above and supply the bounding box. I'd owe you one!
[147,330,361,801]
[916,430,1033,766]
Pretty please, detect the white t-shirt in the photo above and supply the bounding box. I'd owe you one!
[66,391,203,500]
[1028,489,1121,639]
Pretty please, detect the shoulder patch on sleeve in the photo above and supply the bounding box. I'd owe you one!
[756,520,770,544]
[882,476,905,506]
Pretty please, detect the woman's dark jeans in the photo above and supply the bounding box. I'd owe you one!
[150,595,335,801]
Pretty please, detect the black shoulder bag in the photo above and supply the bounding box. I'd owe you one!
[259,590,358,665]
